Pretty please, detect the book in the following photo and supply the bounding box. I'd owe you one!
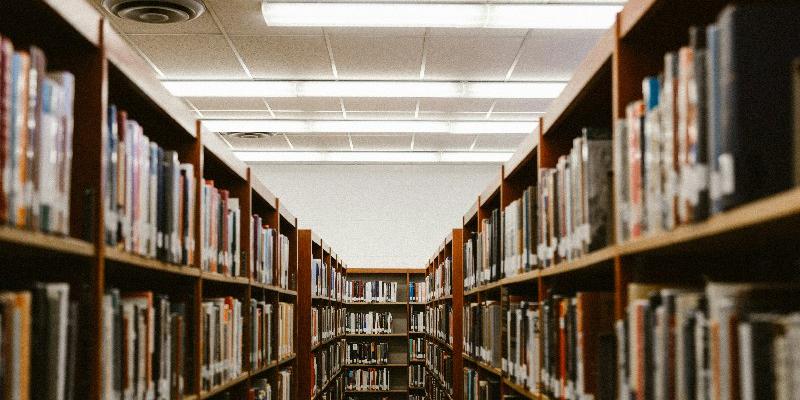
[345,341,389,365]
[201,297,243,391]
[344,280,398,303]
[345,311,393,335]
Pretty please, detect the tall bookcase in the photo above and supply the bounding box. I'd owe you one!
[0,1,303,399]
[448,1,800,400]
[342,268,424,398]
[424,230,464,400]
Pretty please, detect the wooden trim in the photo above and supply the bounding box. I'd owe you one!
[503,123,541,179]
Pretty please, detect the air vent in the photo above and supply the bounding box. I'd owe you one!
[102,0,205,24]
[224,132,275,139]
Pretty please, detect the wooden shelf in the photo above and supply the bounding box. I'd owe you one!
[504,130,540,179]
[201,272,249,285]
[424,365,454,399]
[312,335,344,352]
[200,372,249,399]
[539,246,617,278]
[345,301,407,306]
[278,354,296,366]
[105,247,200,277]
[426,333,453,351]
[344,363,409,368]
[0,226,94,257]
[250,360,279,376]
[313,368,343,400]
[464,280,503,296]
[462,353,502,377]
[346,333,407,338]
[502,377,540,400]
[251,282,298,296]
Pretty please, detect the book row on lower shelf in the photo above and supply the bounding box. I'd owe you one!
[345,341,390,365]
[315,373,344,400]
[463,300,502,369]
[343,280,398,303]
[312,338,345,397]
[464,368,498,400]
[201,297,244,392]
[425,340,453,395]
[312,259,344,300]
[251,300,295,368]
[426,257,452,302]
[409,282,427,303]
[251,217,290,288]
[344,367,391,391]
[312,305,345,346]
[409,337,425,361]
[0,36,75,237]
[409,364,425,388]
[410,309,424,333]
[426,303,453,345]
[345,311,393,335]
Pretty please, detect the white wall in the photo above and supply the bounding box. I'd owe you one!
[249,163,499,267]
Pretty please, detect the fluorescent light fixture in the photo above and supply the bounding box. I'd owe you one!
[162,80,566,99]
[203,119,537,134]
[235,151,513,163]
[261,2,622,29]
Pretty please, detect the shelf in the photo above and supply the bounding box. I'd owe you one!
[346,333,407,338]
[252,282,298,296]
[200,372,249,399]
[183,395,198,400]
[312,335,344,352]
[345,301,407,306]
[462,353,502,377]
[539,247,616,278]
[424,365,454,399]
[201,272,249,285]
[313,368,343,400]
[105,247,200,277]
[504,130,540,180]
[0,226,94,257]
[425,334,453,351]
[497,269,539,286]
[409,358,425,364]
[502,377,540,400]
[426,294,452,304]
[408,331,425,335]
[464,280,503,296]
[250,360,278,376]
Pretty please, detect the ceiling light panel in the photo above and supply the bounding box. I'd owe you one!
[162,80,567,99]
[261,2,621,29]
[235,151,513,163]
[203,119,538,134]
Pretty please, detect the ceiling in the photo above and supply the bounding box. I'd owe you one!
[89,0,616,158]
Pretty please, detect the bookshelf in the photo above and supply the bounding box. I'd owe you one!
[0,2,308,399]
[342,268,425,398]
[451,2,800,400]
[423,230,464,400]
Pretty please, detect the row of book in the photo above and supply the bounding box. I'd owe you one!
[619,282,800,400]
[409,364,425,388]
[344,280,398,303]
[344,368,390,391]
[410,310,424,332]
[426,257,452,302]
[247,372,292,400]
[200,181,241,276]
[1,283,80,400]
[316,374,344,400]
[250,300,273,370]
[312,338,345,397]
[312,259,344,300]
[102,289,188,400]
[464,368,499,400]
[345,341,389,365]
[463,300,502,369]
[464,209,502,290]
[409,281,427,303]
[201,297,244,392]
[276,302,294,361]
[615,3,800,241]
[311,305,345,346]
[425,374,450,400]
[502,186,538,277]
[425,303,453,345]
[0,39,74,236]
[106,105,197,266]
[409,337,425,361]
[538,129,612,267]
[251,217,290,288]
[425,340,452,395]
[344,311,393,335]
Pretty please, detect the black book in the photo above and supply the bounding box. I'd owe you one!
[713,2,800,212]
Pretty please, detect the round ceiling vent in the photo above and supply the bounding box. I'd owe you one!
[225,132,274,139]
[103,0,206,24]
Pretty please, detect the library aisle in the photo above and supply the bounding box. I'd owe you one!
[1,1,800,400]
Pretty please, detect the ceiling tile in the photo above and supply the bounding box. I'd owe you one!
[511,29,604,81]
[417,111,488,121]
[90,0,221,34]
[231,35,333,79]
[272,111,344,120]
[187,97,268,110]
[127,34,247,79]
[267,97,342,112]
[225,135,291,151]
[285,135,352,151]
[473,134,527,151]
[330,36,423,80]
[413,134,475,151]
[346,111,416,120]
[205,0,324,35]
[489,112,544,121]
[492,98,552,113]
[419,98,494,113]
[424,35,524,80]
[325,27,427,37]
[199,110,274,119]
[427,28,529,37]
[343,98,417,112]
[351,134,413,151]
